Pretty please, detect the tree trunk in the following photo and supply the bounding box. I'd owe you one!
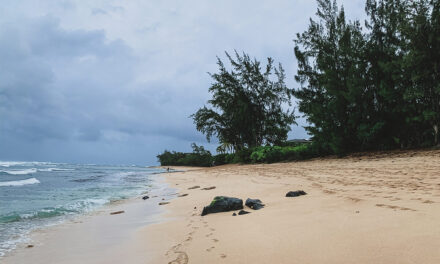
[434,124,439,146]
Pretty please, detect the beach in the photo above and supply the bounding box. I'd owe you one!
[3,149,440,263]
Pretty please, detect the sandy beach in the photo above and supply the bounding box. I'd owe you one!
[3,149,440,264]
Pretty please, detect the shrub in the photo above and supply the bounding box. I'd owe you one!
[250,144,320,163]
[157,143,213,167]
[212,153,235,165]
[233,148,254,164]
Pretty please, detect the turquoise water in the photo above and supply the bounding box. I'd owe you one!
[0,161,165,257]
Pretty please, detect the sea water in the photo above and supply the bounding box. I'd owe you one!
[0,161,165,257]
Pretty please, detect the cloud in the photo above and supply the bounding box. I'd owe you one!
[0,0,366,164]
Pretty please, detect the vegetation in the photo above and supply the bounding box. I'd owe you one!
[156,143,212,167]
[158,0,440,167]
[191,51,296,152]
[294,0,440,155]
[157,143,318,166]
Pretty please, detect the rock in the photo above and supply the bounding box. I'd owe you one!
[178,193,189,197]
[245,198,265,210]
[110,210,125,215]
[238,210,250,215]
[201,186,216,190]
[142,195,150,200]
[159,202,170,205]
[286,190,307,197]
[201,196,243,216]
[26,245,34,248]
[194,207,197,209]
[232,213,237,216]
[188,185,200,190]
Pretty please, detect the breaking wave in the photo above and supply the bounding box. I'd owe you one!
[0,178,40,187]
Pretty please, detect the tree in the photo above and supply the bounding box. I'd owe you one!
[402,0,440,146]
[191,51,295,151]
[364,0,411,148]
[294,0,370,154]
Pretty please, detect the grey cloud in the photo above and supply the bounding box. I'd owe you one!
[0,0,366,164]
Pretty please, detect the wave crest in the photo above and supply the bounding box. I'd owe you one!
[0,178,40,187]
[1,168,37,175]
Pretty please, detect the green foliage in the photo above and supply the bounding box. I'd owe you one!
[294,0,440,154]
[191,51,296,152]
[212,153,235,165]
[250,144,319,163]
[157,143,213,167]
[232,148,254,164]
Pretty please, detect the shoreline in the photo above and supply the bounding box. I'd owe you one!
[3,150,440,263]
[1,172,177,264]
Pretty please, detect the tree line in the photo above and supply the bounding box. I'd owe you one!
[158,0,440,166]
[294,0,440,154]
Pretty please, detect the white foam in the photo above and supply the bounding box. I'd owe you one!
[38,168,73,172]
[1,168,37,175]
[0,161,54,167]
[0,178,40,187]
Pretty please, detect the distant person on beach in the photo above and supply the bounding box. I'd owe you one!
[167,167,170,172]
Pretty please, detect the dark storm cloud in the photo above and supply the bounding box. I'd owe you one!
[0,16,132,140]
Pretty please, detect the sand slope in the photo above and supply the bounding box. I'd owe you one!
[146,150,440,264]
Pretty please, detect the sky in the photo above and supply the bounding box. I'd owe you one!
[0,0,366,165]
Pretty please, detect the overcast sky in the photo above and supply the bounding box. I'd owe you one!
[0,0,366,165]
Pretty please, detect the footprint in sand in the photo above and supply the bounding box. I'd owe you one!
[375,203,416,211]
[212,238,219,243]
[206,246,215,252]
[206,233,213,237]
[323,189,336,194]
[168,251,189,264]
[346,197,363,203]
[220,254,227,259]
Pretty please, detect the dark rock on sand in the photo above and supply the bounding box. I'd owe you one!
[110,210,125,215]
[245,198,265,210]
[238,210,250,215]
[188,186,200,190]
[159,202,170,205]
[178,193,189,197]
[26,245,34,248]
[142,195,150,200]
[201,186,216,190]
[232,213,237,216]
[201,196,243,216]
[286,190,307,197]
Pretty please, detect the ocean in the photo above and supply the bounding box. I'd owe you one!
[0,161,166,257]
